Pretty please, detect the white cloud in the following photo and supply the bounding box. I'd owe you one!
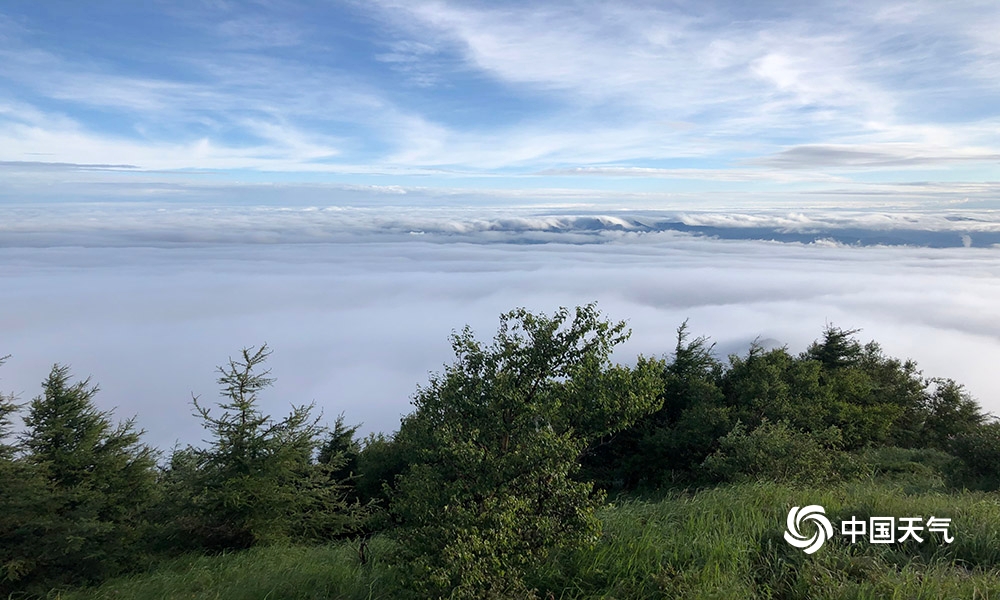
[752,143,1000,170]
[365,0,1000,171]
[535,166,847,183]
[6,204,1000,250]
[3,206,1000,449]
[372,0,751,117]
[3,1,1000,185]
[216,15,304,48]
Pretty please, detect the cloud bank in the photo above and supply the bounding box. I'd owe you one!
[3,204,999,248]
[2,204,998,450]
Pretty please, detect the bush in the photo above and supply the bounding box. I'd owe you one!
[701,419,852,484]
[949,422,1000,490]
[856,446,956,490]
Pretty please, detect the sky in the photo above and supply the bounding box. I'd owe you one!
[2,0,1000,200]
[2,1,1000,449]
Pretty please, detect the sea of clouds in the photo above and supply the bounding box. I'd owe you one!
[2,203,999,451]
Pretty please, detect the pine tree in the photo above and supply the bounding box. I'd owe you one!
[0,355,18,460]
[317,414,362,496]
[6,364,156,592]
[182,345,362,549]
[0,357,49,594]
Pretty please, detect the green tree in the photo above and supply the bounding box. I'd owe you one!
[317,414,361,486]
[24,366,155,494]
[6,364,157,593]
[801,332,927,448]
[592,322,725,487]
[0,356,48,594]
[182,344,361,550]
[806,324,863,369]
[724,344,813,427]
[656,321,723,425]
[354,431,411,519]
[0,355,18,460]
[0,426,51,596]
[950,421,1000,489]
[390,305,662,599]
[922,378,986,448]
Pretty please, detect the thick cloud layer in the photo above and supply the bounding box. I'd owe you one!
[2,204,999,451]
[4,203,1000,247]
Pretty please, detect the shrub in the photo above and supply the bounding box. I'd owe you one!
[701,419,851,484]
[949,422,1000,490]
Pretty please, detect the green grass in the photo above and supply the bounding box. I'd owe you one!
[60,482,1000,599]
[54,538,398,600]
[533,482,1000,599]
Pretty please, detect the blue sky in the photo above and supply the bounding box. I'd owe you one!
[3,0,1000,205]
[4,1,1000,444]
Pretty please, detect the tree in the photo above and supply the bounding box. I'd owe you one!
[317,414,361,486]
[806,324,863,369]
[0,356,49,594]
[355,432,410,508]
[585,322,724,488]
[950,421,1000,489]
[801,331,928,448]
[23,366,155,493]
[922,378,985,448]
[700,419,848,484]
[0,420,50,596]
[181,344,361,550]
[0,355,18,461]
[390,305,662,598]
[6,364,157,593]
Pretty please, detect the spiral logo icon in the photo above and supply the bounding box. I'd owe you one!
[784,505,833,554]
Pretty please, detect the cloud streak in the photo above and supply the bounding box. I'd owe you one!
[1,1,1000,195]
[753,144,1000,170]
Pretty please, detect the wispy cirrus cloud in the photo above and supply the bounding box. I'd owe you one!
[752,144,1000,170]
[1,1,1000,197]
[364,0,1000,181]
[0,160,139,171]
[534,166,847,183]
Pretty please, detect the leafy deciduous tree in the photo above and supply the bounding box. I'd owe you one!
[390,305,662,598]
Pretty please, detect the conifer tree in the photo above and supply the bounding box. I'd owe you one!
[182,344,361,549]
[0,355,18,460]
[0,356,48,594]
[317,414,361,484]
[6,364,156,592]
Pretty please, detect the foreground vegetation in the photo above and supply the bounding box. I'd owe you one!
[61,480,1000,599]
[4,304,1000,598]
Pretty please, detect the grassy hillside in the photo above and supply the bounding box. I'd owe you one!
[60,481,1000,600]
